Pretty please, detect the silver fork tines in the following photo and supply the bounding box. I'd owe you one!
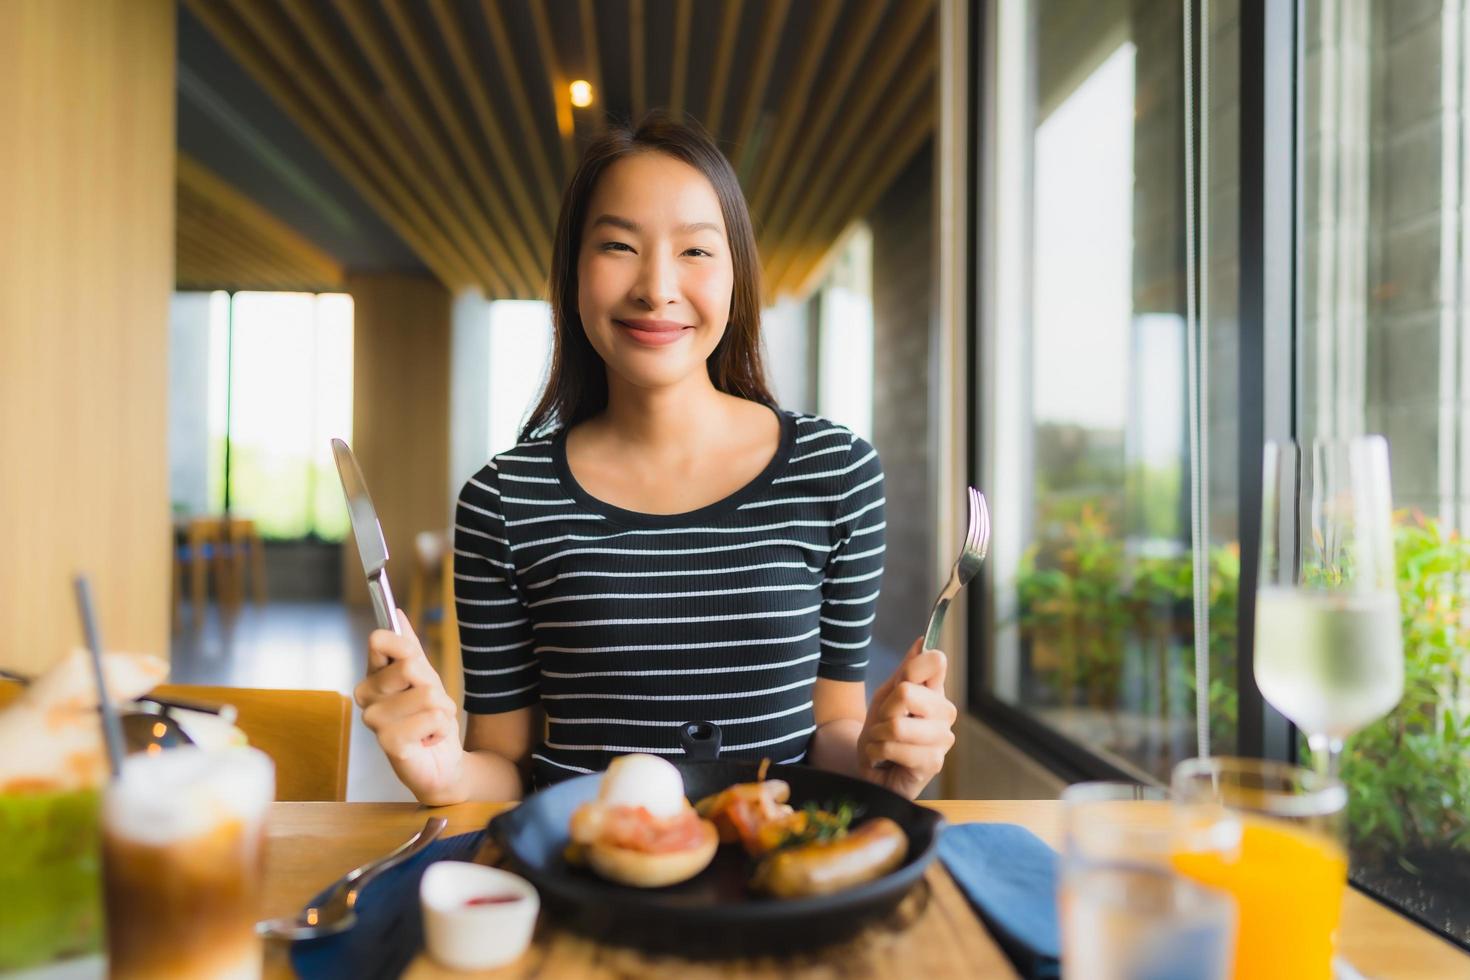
[922,488,990,651]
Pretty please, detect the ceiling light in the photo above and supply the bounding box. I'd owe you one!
[569,80,594,108]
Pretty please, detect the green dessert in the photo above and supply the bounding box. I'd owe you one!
[0,787,104,970]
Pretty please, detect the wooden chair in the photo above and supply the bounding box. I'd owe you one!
[407,529,450,661]
[225,517,268,607]
[438,548,463,712]
[151,684,351,802]
[174,516,230,624]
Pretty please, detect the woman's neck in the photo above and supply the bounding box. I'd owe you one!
[598,370,732,452]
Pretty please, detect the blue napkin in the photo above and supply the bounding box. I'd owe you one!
[289,829,487,980]
[938,822,1061,980]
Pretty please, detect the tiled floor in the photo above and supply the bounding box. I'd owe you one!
[170,601,905,802]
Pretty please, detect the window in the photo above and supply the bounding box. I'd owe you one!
[449,296,553,500]
[169,291,354,541]
[977,0,1240,782]
[816,224,875,442]
[486,300,553,456]
[974,0,1469,943]
[1300,0,1470,943]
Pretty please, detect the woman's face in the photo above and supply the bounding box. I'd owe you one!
[576,151,735,394]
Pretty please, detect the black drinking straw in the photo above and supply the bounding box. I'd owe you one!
[74,576,126,778]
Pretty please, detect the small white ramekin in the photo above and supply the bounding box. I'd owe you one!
[419,861,539,971]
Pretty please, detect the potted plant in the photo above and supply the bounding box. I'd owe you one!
[1339,513,1470,938]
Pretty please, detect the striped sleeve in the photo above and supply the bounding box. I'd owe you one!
[817,435,886,681]
[454,463,539,714]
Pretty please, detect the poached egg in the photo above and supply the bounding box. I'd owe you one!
[597,753,688,820]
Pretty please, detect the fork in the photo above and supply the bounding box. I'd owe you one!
[922,488,991,651]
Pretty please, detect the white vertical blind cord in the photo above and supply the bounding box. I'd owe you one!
[1183,0,1213,759]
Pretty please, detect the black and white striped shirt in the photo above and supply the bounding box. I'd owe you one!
[453,409,885,787]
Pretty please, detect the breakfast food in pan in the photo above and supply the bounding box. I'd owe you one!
[694,760,797,856]
[695,761,910,898]
[750,817,908,898]
[566,756,911,898]
[566,754,718,888]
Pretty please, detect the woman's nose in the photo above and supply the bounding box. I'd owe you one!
[633,251,678,308]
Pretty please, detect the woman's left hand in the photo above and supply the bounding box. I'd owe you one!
[856,637,958,800]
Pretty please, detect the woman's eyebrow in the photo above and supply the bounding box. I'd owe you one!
[589,214,723,236]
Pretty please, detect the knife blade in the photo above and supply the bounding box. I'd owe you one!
[331,438,402,637]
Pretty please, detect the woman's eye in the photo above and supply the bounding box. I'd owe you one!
[600,241,633,253]
[684,248,713,258]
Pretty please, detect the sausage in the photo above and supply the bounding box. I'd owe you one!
[750,817,908,898]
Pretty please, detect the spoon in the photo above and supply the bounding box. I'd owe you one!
[257,816,448,941]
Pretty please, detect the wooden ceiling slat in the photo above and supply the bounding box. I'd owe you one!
[785,94,936,298]
[177,154,343,286]
[731,0,791,170]
[766,21,936,276]
[528,0,578,179]
[177,223,254,284]
[475,0,563,224]
[629,0,646,119]
[186,209,294,283]
[177,220,287,290]
[427,0,554,270]
[745,0,845,218]
[218,0,479,286]
[761,0,932,264]
[757,0,901,237]
[703,0,744,134]
[241,0,498,290]
[771,59,936,295]
[384,0,548,295]
[186,0,940,304]
[578,0,605,132]
[324,0,530,295]
[668,0,691,117]
[185,0,477,291]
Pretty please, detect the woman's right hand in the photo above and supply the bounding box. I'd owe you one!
[354,612,465,805]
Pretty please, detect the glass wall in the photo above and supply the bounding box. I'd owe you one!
[1299,0,1470,942]
[976,0,1468,942]
[980,0,1240,781]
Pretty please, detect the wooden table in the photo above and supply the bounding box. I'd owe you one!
[262,801,1470,979]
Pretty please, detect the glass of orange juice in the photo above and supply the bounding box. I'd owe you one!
[1170,757,1348,980]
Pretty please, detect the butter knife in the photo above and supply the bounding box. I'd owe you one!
[331,438,401,636]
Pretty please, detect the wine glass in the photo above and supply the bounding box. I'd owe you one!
[1255,436,1404,776]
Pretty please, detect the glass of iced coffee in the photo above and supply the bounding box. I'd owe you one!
[101,746,274,980]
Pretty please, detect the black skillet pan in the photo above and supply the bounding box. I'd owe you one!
[488,722,946,956]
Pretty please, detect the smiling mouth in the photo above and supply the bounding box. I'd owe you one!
[614,319,692,347]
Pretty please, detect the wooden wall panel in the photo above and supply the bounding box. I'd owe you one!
[341,275,452,611]
[0,0,175,675]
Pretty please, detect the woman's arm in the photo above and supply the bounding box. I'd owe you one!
[808,678,867,778]
[456,708,542,802]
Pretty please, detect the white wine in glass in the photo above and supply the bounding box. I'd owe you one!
[1254,438,1404,775]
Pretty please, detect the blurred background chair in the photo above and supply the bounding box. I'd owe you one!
[173,515,228,627]
[438,548,462,715]
[224,516,268,608]
[150,684,351,802]
[408,529,449,662]
[0,679,349,802]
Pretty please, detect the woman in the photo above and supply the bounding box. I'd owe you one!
[356,112,956,803]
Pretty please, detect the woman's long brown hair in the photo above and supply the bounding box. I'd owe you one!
[521,111,775,440]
